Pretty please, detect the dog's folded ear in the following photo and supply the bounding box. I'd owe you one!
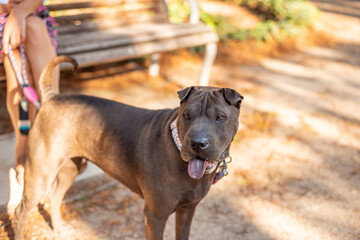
[178,87,194,103]
[222,88,244,109]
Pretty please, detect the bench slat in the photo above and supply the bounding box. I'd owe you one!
[47,0,164,11]
[60,31,219,68]
[58,23,214,53]
[58,15,167,34]
[53,5,165,24]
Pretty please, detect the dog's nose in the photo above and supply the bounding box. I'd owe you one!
[190,138,209,151]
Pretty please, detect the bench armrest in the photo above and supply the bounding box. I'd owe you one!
[162,0,200,24]
[187,0,200,24]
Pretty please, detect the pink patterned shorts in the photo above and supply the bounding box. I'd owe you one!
[0,5,58,59]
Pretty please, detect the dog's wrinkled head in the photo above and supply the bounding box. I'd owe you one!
[176,86,243,179]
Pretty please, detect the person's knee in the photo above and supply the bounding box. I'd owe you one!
[25,16,49,47]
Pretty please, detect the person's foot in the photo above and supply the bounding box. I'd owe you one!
[7,167,24,218]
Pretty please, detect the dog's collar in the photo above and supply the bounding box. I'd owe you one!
[170,117,231,184]
[170,117,183,151]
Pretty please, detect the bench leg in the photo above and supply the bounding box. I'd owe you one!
[199,42,217,86]
[149,53,160,77]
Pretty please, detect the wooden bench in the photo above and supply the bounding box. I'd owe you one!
[0,0,218,86]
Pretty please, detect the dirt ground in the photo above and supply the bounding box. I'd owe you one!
[1,0,360,239]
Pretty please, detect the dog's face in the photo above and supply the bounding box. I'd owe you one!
[176,86,243,179]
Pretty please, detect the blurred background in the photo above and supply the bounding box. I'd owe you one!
[0,0,359,239]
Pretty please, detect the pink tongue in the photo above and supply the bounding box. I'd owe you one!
[188,159,209,179]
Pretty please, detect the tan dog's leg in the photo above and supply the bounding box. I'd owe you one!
[48,158,81,236]
[14,162,51,240]
[14,143,66,240]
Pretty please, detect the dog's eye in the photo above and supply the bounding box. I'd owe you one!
[183,113,191,120]
[216,115,226,121]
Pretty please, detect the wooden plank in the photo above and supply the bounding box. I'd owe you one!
[47,0,164,11]
[57,15,168,34]
[58,22,212,43]
[60,31,219,69]
[46,0,162,6]
[54,5,164,24]
[58,23,217,55]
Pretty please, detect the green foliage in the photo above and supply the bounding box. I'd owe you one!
[241,0,319,26]
[167,0,319,43]
[220,0,320,42]
[168,0,190,23]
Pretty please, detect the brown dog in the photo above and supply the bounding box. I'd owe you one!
[13,56,243,240]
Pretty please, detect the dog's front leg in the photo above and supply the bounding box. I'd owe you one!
[175,205,197,240]
[143,205,168,240]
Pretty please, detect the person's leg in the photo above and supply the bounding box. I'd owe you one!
[24,16,59,96]
[4,16,51,170]
[4,49,35,216]
[4,51,34,169]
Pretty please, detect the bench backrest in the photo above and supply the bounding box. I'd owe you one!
[46,0,169,34]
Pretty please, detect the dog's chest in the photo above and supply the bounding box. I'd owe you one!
[179,182,211,204]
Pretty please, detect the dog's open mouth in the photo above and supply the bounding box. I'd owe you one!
[188,158,218,179]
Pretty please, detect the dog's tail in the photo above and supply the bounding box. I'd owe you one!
[40,55,78,102]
